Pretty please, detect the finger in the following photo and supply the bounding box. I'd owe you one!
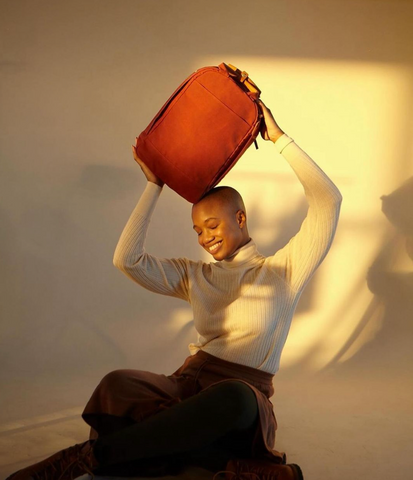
[131,145,140,161]
[258,100,271,113]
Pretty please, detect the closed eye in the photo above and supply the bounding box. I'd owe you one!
[194,225,218,236]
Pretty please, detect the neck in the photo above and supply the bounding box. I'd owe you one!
[239,235,251,250]
[220,238,261,268]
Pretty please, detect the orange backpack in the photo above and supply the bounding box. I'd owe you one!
[135,63,263,203]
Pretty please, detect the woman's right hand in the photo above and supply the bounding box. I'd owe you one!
[132,139,164,187]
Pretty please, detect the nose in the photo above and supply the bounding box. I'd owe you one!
[200,232,214,246]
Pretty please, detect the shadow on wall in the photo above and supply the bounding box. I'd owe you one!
[0,160,193,383]
[321,176,413,381]
[0,165,142,380]
[247,193,318,315]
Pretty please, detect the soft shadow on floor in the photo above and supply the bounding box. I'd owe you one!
[77,469,217,480]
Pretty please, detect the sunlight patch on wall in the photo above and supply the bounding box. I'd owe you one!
[188,56,411,371]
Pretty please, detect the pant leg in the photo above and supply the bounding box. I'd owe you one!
[82,367,193,438]
[184,406,260,472]
[93,380,259,471]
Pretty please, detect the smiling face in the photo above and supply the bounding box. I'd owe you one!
[192,187,250,261]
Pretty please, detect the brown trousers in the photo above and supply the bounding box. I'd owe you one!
[82,350,284,464]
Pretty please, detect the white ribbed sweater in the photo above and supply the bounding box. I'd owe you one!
[113,134,342,374]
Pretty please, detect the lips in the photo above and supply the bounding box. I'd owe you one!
[207,240,222,253]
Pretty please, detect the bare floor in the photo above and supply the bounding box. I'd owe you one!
[1,374,412,480]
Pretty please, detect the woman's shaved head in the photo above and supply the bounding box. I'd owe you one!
[194,186,246,214]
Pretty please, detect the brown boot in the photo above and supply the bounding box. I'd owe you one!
[6,440,99,480]
[213,457,304,479]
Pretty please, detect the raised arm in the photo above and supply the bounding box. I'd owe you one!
[258,100,343,293]
[112,141,190,301]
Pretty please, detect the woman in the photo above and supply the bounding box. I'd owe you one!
[7,100,342,480]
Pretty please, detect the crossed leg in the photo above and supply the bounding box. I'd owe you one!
[92,380,259,475]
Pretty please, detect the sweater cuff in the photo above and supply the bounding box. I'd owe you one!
[274,134,294,153]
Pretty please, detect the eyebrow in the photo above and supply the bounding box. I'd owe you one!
[192,217,219,230]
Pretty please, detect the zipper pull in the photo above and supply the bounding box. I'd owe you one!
[254,139,259,150]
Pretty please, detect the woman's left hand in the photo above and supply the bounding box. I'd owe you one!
[258,99,285,143]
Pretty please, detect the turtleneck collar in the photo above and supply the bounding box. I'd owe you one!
[216,239,263,269]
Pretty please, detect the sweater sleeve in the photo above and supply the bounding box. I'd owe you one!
[113,182,190,301]
[268,134,343,293]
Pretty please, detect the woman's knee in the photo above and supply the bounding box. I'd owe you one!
[202,380,259,430]
[97,369,131,391]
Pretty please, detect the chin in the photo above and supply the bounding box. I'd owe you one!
[211,250,226,261]
[215,250,234,261]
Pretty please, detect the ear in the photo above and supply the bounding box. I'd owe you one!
[236,210,247,228]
